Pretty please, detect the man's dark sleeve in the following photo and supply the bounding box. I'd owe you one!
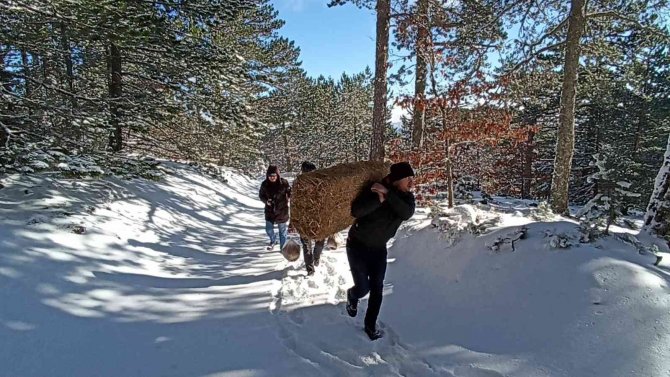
[259,182,268,202]
[386,190,415,220]
[351,188,382,218]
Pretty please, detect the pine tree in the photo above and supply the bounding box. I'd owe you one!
[644,134,670,239]
[260,68,374,170]
[0,0,299,170]
[576,146,640,240]
[329,0,390,161]
[503,0,669,214]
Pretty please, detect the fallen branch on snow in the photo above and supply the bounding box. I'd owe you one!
[487,226,528,252]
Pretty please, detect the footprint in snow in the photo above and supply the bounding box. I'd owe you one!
[289,310,305,325]
[453,365,505,377]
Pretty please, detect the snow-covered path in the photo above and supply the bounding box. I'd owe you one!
[3,163,670,377]
[0,164,452,377]
[0,164,317,376]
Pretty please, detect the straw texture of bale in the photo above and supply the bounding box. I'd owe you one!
[326,233,344,250]
[281,239,301,262]
[291,161,390,240]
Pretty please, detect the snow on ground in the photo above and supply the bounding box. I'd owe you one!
[389,208,670,377]
[1,162,670,377]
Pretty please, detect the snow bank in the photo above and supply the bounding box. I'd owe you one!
[385,211,670,377]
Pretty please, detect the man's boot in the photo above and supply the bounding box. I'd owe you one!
[346,288,358,317]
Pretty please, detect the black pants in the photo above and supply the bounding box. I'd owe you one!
[346,243,387,330]
[300,238,325,273]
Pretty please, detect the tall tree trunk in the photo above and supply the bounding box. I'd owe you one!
[21,49,31,98]
[354,121,359,161]
[550,0,586,215]
[282,123,291,170]
[522,130,535,199]
[60,23,74,96]
[632,106,647,155]
[0,123,9,149]
[632,57,651,155]
[0,50,13,148]
[644,133,670,237]
[108,42,123,152]
[60,22,77,142]
[369,0,390,161]
[412,0,429,149]
[441,108,454,208]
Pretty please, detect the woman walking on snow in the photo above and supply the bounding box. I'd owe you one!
[259,165,291,251]
[345,162,416,340]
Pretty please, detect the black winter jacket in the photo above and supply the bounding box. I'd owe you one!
[259,178,291,223]
[347,183,415,249]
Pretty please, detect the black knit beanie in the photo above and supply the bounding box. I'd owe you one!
[301,161,317,173]
[388,162,415,183]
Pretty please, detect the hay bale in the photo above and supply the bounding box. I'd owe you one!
[326,233,344,250]
[281,239,301,262]
[291,161,390,240]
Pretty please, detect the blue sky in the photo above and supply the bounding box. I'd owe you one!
[269,0,409,123]
[270,0,377,80]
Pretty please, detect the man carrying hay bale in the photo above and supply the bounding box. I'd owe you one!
[259,165,291,251]
[297,161,326,276]
[345,161,416,341]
